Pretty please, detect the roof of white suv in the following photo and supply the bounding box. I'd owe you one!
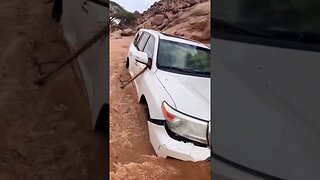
[139,29,210,49]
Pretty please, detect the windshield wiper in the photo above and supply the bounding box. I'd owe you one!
[159,66,194,73]
[265,30,320,44]
[213,17,274,38]
[193,70,210,75]
[159,65,210,76]
[213,18,320,43]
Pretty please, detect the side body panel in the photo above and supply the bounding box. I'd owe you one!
[61,0,108,128]
[212,38,320,179]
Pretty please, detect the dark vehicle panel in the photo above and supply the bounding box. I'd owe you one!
[212,0,320,179]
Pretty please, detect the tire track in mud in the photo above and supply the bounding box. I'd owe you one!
[110,36,210,180]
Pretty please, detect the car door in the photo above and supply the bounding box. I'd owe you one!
[61,0,108,129]
[77,1,108,128]
[137,34,156,76]
[129,32,150,76]
[61,0,85,49]
[128,31,142,76]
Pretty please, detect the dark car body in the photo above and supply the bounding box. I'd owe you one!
[212,0,320,179]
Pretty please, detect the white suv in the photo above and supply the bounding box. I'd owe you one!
[126,29,211,162]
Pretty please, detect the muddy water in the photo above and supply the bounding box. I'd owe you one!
[109,36,210,180]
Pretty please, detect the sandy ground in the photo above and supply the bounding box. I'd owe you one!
[109,36,210,180]
[0,0,106,179]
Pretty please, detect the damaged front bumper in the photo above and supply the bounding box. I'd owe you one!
[148,121,211,162]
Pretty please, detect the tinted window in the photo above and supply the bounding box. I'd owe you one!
[214,0,320,46]
[133,32,142,46]
[137,33,150,51]
[143,35,155,59]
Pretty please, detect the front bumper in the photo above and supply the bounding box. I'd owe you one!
[148,121,211,162]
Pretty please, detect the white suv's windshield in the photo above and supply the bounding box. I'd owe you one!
[214,0,320,49]
[157,39,210,77]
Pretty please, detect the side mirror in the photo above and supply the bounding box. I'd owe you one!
[133,51,150,67]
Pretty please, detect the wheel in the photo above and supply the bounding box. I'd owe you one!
[139,95,151,120]
[94,103,108,132]
[142,103,151,121]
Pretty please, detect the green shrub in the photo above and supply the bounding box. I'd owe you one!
[110,1,137,26]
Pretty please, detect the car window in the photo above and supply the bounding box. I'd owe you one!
[143,35,155,60]
[133,31,142,47]
[137,32,150,51]
[157,39,210,77]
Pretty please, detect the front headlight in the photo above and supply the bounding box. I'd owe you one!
[161,101,209,145]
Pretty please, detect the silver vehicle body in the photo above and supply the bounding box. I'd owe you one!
[60,0,108,129]
[213,37,320,180]
[212,1,320,179]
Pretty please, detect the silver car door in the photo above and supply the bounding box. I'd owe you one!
[76,0,108,128]
[61,0,85,49]
[61,0,108,128]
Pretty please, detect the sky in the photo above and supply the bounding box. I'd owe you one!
[112,0,160,13]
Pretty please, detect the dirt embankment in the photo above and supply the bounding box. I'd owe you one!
[109,36,210,180]
[0,0,106,179]
[139,0,210,42]
[113,0,210,44]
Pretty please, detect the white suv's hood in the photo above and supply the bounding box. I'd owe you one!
[156,70,210,121]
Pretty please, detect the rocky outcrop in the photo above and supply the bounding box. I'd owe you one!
[139,0,208,22]
[136,0,210,43]
[110,0,210,42]
[151,14,167,26]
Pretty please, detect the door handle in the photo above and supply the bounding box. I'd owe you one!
[81,1,89,14]
[135,58,139,65]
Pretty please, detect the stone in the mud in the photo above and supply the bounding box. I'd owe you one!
[121,29,134,36]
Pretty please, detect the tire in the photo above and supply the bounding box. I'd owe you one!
[94,103,108,132]
[139,96,151,120]
[142,104,151,121]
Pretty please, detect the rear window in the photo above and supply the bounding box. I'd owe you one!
[143,35,155,59]
[133,32,142,46]
[137,33,151,51]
